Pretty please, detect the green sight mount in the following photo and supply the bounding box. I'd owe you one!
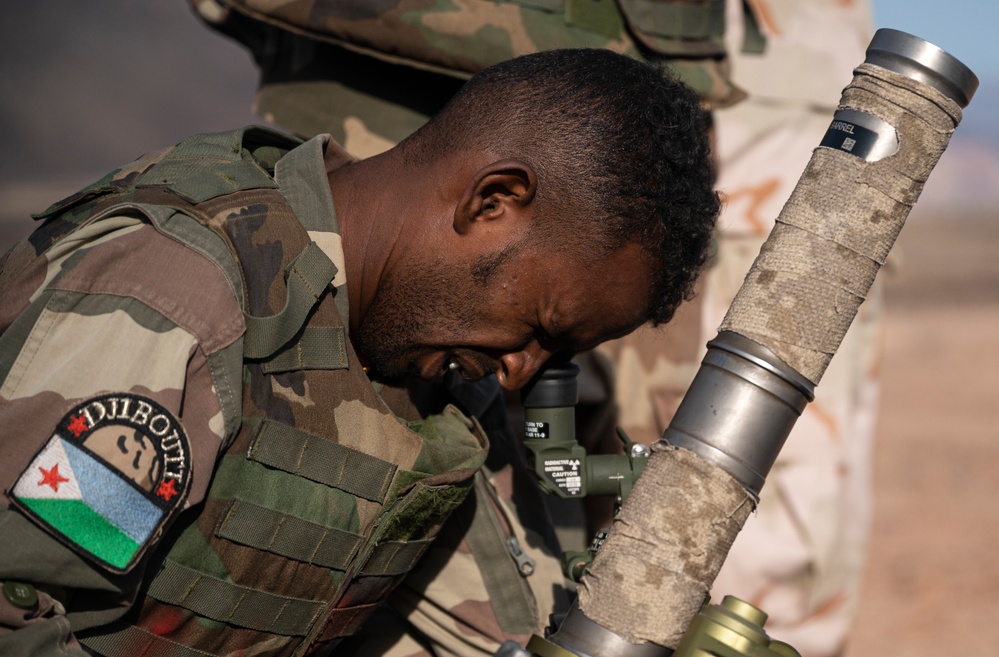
[520,359,650,581]
[520,360,649,502]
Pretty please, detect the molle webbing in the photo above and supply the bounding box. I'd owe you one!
[147,559,325,636]
[216,499,438,574]
[217,498,366,570]
[247,419,397,503]
[359,537,437,577]
[145,534,436,636]
[261,325,349,373]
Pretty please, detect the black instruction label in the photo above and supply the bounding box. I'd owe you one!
[525,421,549,440]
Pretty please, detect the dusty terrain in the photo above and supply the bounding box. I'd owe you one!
[843,210,999,656]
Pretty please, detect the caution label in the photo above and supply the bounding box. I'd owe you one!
[543,458,583,496]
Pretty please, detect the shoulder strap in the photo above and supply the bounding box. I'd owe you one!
[241,240,339,360]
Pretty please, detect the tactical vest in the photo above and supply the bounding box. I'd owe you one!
[25,127,489,656]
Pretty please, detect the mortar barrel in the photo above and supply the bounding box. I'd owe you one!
[557,30,977,654]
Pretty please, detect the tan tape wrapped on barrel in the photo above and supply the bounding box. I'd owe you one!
[719,62,962,384]
[576,63,963,648]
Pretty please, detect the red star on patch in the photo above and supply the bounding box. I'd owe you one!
[65,414,89,438]
[38,464,70,492]
[156,478,179,502]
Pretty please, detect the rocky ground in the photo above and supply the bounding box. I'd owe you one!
[844,210,999,656]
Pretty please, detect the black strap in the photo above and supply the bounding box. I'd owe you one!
[360,538,435,577]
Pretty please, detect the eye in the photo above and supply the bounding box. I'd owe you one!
[535,323,569,353]
[446,356,473,381]
[534,325,552,345]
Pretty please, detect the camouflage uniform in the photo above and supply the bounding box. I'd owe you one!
[192,0,746,150]
[601,2,882,655]
[0,127,535,656]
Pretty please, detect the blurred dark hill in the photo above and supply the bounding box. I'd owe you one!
[0,3,260,177]
[0,2,260,251]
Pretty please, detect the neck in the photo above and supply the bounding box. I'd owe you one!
[328,147,485,346]
[327,152,423,342]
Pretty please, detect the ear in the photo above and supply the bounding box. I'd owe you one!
[454,159,537,236]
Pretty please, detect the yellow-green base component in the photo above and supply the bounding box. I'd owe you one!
[522,596,798,657]
[672,596,799,657]
[526,634,582,657]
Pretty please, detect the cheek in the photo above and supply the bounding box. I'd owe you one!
[489,289,533,327]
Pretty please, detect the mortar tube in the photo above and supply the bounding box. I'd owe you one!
[540,29,977,655]
[662,331,813,498]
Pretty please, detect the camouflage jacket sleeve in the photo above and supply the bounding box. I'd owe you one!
[0,215,245,654]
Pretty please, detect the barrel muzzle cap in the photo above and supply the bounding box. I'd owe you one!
[866,28,978,107]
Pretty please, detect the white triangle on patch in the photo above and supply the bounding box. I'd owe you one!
[13,435,83,501]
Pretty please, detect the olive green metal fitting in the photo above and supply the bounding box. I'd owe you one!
[672,596,800,657]
[521,363,649,501]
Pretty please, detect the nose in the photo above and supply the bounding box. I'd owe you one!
[496,343,552,391]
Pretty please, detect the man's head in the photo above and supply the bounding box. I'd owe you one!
[345,49,718,389]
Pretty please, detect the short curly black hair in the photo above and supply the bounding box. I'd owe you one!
[403,48,719,326]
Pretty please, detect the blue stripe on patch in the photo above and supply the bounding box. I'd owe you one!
[62,440,163,544]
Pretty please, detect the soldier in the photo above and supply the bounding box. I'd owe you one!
[0,49,719,656]
[187,4,741,655]
[189,2,883,656]
[189,0,745,152]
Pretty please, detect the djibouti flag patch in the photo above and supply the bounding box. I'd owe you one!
[9,394,191,574]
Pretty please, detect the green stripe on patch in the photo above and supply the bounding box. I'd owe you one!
[20,498,139,569]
